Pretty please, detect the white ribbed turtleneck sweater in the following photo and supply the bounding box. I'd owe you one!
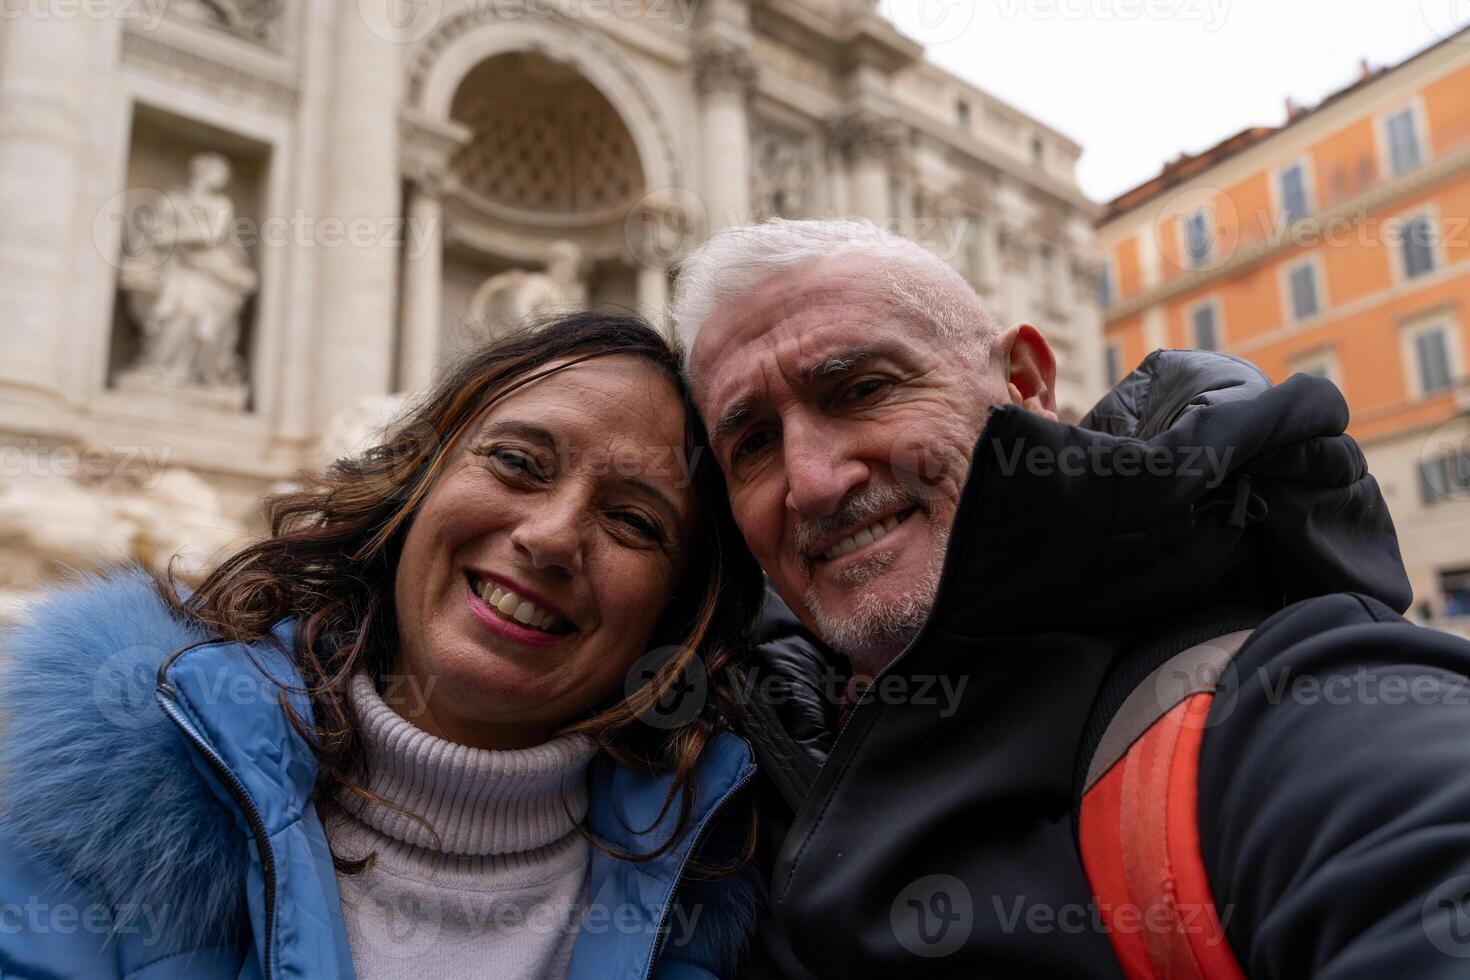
[326,672,598,979]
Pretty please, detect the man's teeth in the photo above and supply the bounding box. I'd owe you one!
[822,514,902,562]
[476,580,563,633]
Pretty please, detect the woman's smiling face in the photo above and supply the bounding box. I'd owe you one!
[391,355,696,749]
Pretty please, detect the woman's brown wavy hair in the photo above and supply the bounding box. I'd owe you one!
[163,311,763,874]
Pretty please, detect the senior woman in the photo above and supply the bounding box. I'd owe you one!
[0,313,764,979]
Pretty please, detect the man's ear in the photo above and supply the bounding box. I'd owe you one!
[999,324,1058,421]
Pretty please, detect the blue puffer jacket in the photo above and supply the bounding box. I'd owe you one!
[0,571,760,979]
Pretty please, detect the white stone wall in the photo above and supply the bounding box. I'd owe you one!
[0,0,1105,612]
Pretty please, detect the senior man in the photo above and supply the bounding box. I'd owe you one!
[673,217,1470,978]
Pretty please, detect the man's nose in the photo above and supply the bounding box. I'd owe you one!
[783,420,870,518]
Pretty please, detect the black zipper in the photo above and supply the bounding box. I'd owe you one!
[640,765,756,980]
[156,686,279,980]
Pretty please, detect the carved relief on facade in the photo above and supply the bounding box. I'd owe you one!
[693,38,758,97]
[752,122,815,219]
[468,241,588,336]
[169,0,285,45]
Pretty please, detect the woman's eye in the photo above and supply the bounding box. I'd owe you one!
[490,449,544,480]
[612,510,661,542]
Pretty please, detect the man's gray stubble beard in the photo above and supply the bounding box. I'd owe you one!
[803,512,948,670]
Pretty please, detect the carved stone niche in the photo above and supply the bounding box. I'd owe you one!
[107,105,270,412]
[752,122,815,219]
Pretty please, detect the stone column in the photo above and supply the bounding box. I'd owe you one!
[398,171,445,392]
[0,14,101,398]
[396,111,470,393]
[830,111,896,225]
[996,226,1030,326]
[637,264,670,331]
[694,39,756,234]
[311,3,404,423]
[628,189,695,336]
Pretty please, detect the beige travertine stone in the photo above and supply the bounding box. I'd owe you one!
[0,0,1101,621]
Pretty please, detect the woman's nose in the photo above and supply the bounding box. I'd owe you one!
[508,498,585,575]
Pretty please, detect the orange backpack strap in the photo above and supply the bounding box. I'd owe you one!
[1078,631,1253,980]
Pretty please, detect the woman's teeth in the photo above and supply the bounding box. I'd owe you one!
[823,513,904,562]
[475,579,568,634]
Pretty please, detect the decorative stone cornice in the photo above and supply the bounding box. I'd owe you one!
[122,24,298,112]
[1104,138,1470,323]
[693,38,758,97]
[399,108,472,199]
[826,109,901,163]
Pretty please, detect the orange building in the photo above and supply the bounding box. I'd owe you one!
[1096,28,1470,632]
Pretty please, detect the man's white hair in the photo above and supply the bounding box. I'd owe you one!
[670,217,1002,361]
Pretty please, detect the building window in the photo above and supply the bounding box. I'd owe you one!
[1414,325,1454,395]
[1190,301,1220,351]
[1104,343,1121,386]
[1288,260,1321,321]
[1182,209,1212,269]
[1032,137,1045,165]
[1288,348,1339,388]
[1385,107,1424,176]
[1442,567,1470,619]
[957,99,971,127]
[1398,214,1438,279]
[1098,257,1114,308]
[1420,453,1470,505]
[1279,162,1310,224]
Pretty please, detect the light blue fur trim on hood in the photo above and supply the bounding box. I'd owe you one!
[0,568,250,948]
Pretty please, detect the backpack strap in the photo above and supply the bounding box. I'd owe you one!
[1077,630,1253,980]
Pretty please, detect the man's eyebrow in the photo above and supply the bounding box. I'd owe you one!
[800,347,877,382]
[710,348,884,444]
[712,400,755,444]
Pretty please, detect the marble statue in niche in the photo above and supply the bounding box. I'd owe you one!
[116,152,257,410]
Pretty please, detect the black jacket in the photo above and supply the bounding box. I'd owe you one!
[740,349,1470,978]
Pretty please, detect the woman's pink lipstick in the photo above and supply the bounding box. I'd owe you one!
[465,581,561,648]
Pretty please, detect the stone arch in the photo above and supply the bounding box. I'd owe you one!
[407,9,681,195]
